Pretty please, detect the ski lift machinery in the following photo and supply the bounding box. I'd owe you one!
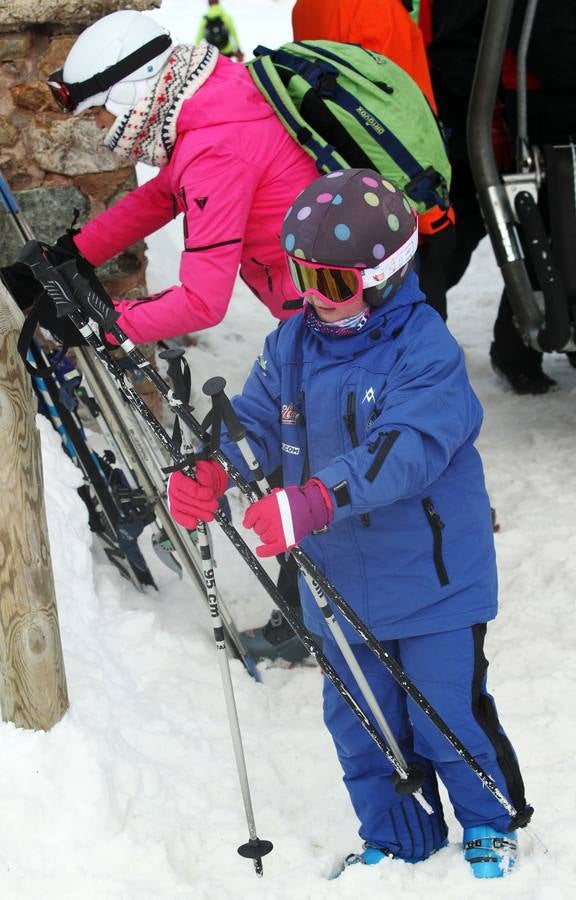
[467,0,575,354]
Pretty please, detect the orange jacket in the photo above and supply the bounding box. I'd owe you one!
[292,0,437,111]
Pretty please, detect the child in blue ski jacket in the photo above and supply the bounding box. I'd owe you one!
[167,168,533,877]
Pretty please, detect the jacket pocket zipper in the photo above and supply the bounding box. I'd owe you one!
[127,289,170,310]
[251,257,273,292]
[422,497,449,586]
[343,392,370,527]
[297,390,310,485]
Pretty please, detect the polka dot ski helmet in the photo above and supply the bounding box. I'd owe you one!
[282,168,418,307]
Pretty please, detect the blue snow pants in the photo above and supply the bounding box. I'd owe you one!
[322,624,528,860]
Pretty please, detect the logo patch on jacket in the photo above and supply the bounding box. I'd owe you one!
[281,402,300,424]
[194,197,209,210]
[282,442,300,455]
[362,387,376,404]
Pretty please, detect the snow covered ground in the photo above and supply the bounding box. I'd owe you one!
[1,1,575,897]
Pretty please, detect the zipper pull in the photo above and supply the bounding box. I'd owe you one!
[423,498,444,528]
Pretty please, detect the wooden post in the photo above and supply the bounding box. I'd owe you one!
[0,282,68,729]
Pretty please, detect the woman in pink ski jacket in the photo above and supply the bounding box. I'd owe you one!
[45,11,319,343]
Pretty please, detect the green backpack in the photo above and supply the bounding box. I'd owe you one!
[247,40,451,217]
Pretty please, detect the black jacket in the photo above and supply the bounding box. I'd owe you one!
[428,0,576,149]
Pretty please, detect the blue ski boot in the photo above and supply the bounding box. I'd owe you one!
[344,845,394,867]
[463,825,517,878]
[338,836,448,876]
[240,609,310,664]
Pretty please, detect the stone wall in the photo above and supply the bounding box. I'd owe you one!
[0,1,163,414]
[0,0,160,299]
[0,1,160,32]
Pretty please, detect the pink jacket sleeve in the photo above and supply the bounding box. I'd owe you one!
[76,145,261,344]
[74,168,175,266]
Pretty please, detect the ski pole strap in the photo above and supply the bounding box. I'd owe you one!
[17,299,67,377]
[16,241,82,375]
[158,347,200,473]
[159,347,192,412]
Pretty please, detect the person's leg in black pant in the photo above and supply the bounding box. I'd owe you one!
[490,292,557,394]
[417,226,455,321]
[444,157,487,290]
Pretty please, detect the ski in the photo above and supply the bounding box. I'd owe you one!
[28,338,157,589]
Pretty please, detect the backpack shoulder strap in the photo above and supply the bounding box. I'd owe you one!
[249,54,347,173]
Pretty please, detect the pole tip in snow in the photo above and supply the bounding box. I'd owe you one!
[238,837,273,877]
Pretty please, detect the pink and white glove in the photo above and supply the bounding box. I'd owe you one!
[243,479,333,558]
[167,460,228,530]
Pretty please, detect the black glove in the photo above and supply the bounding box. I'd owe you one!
[13,230,105,348]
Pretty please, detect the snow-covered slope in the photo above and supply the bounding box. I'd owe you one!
[1,2,574,897]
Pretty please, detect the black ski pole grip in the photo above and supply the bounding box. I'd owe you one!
[202,376,246,442]
[18,240,76,319]
[18,239,119,330]
[69,264,120,331]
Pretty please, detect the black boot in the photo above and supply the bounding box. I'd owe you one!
[491,293,558,395]
[490,355,558,395]
[240,609,310,663]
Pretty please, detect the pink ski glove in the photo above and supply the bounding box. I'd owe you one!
[243,479,333,558]
[167,460,228,530]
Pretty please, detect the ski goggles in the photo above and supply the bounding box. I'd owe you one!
[46,76,74,113]
[287,227,418,308]
[47,33,172,113]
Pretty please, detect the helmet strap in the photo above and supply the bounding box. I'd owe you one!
[63,33,172,111]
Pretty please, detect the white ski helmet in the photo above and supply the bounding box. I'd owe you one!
[54,10,173,116]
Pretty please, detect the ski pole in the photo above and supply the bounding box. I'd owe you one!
[202,374,432,813]
[0,171,33,241]
[17,240,425,786]
[163,349,273,876]
[28,346,76,458]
